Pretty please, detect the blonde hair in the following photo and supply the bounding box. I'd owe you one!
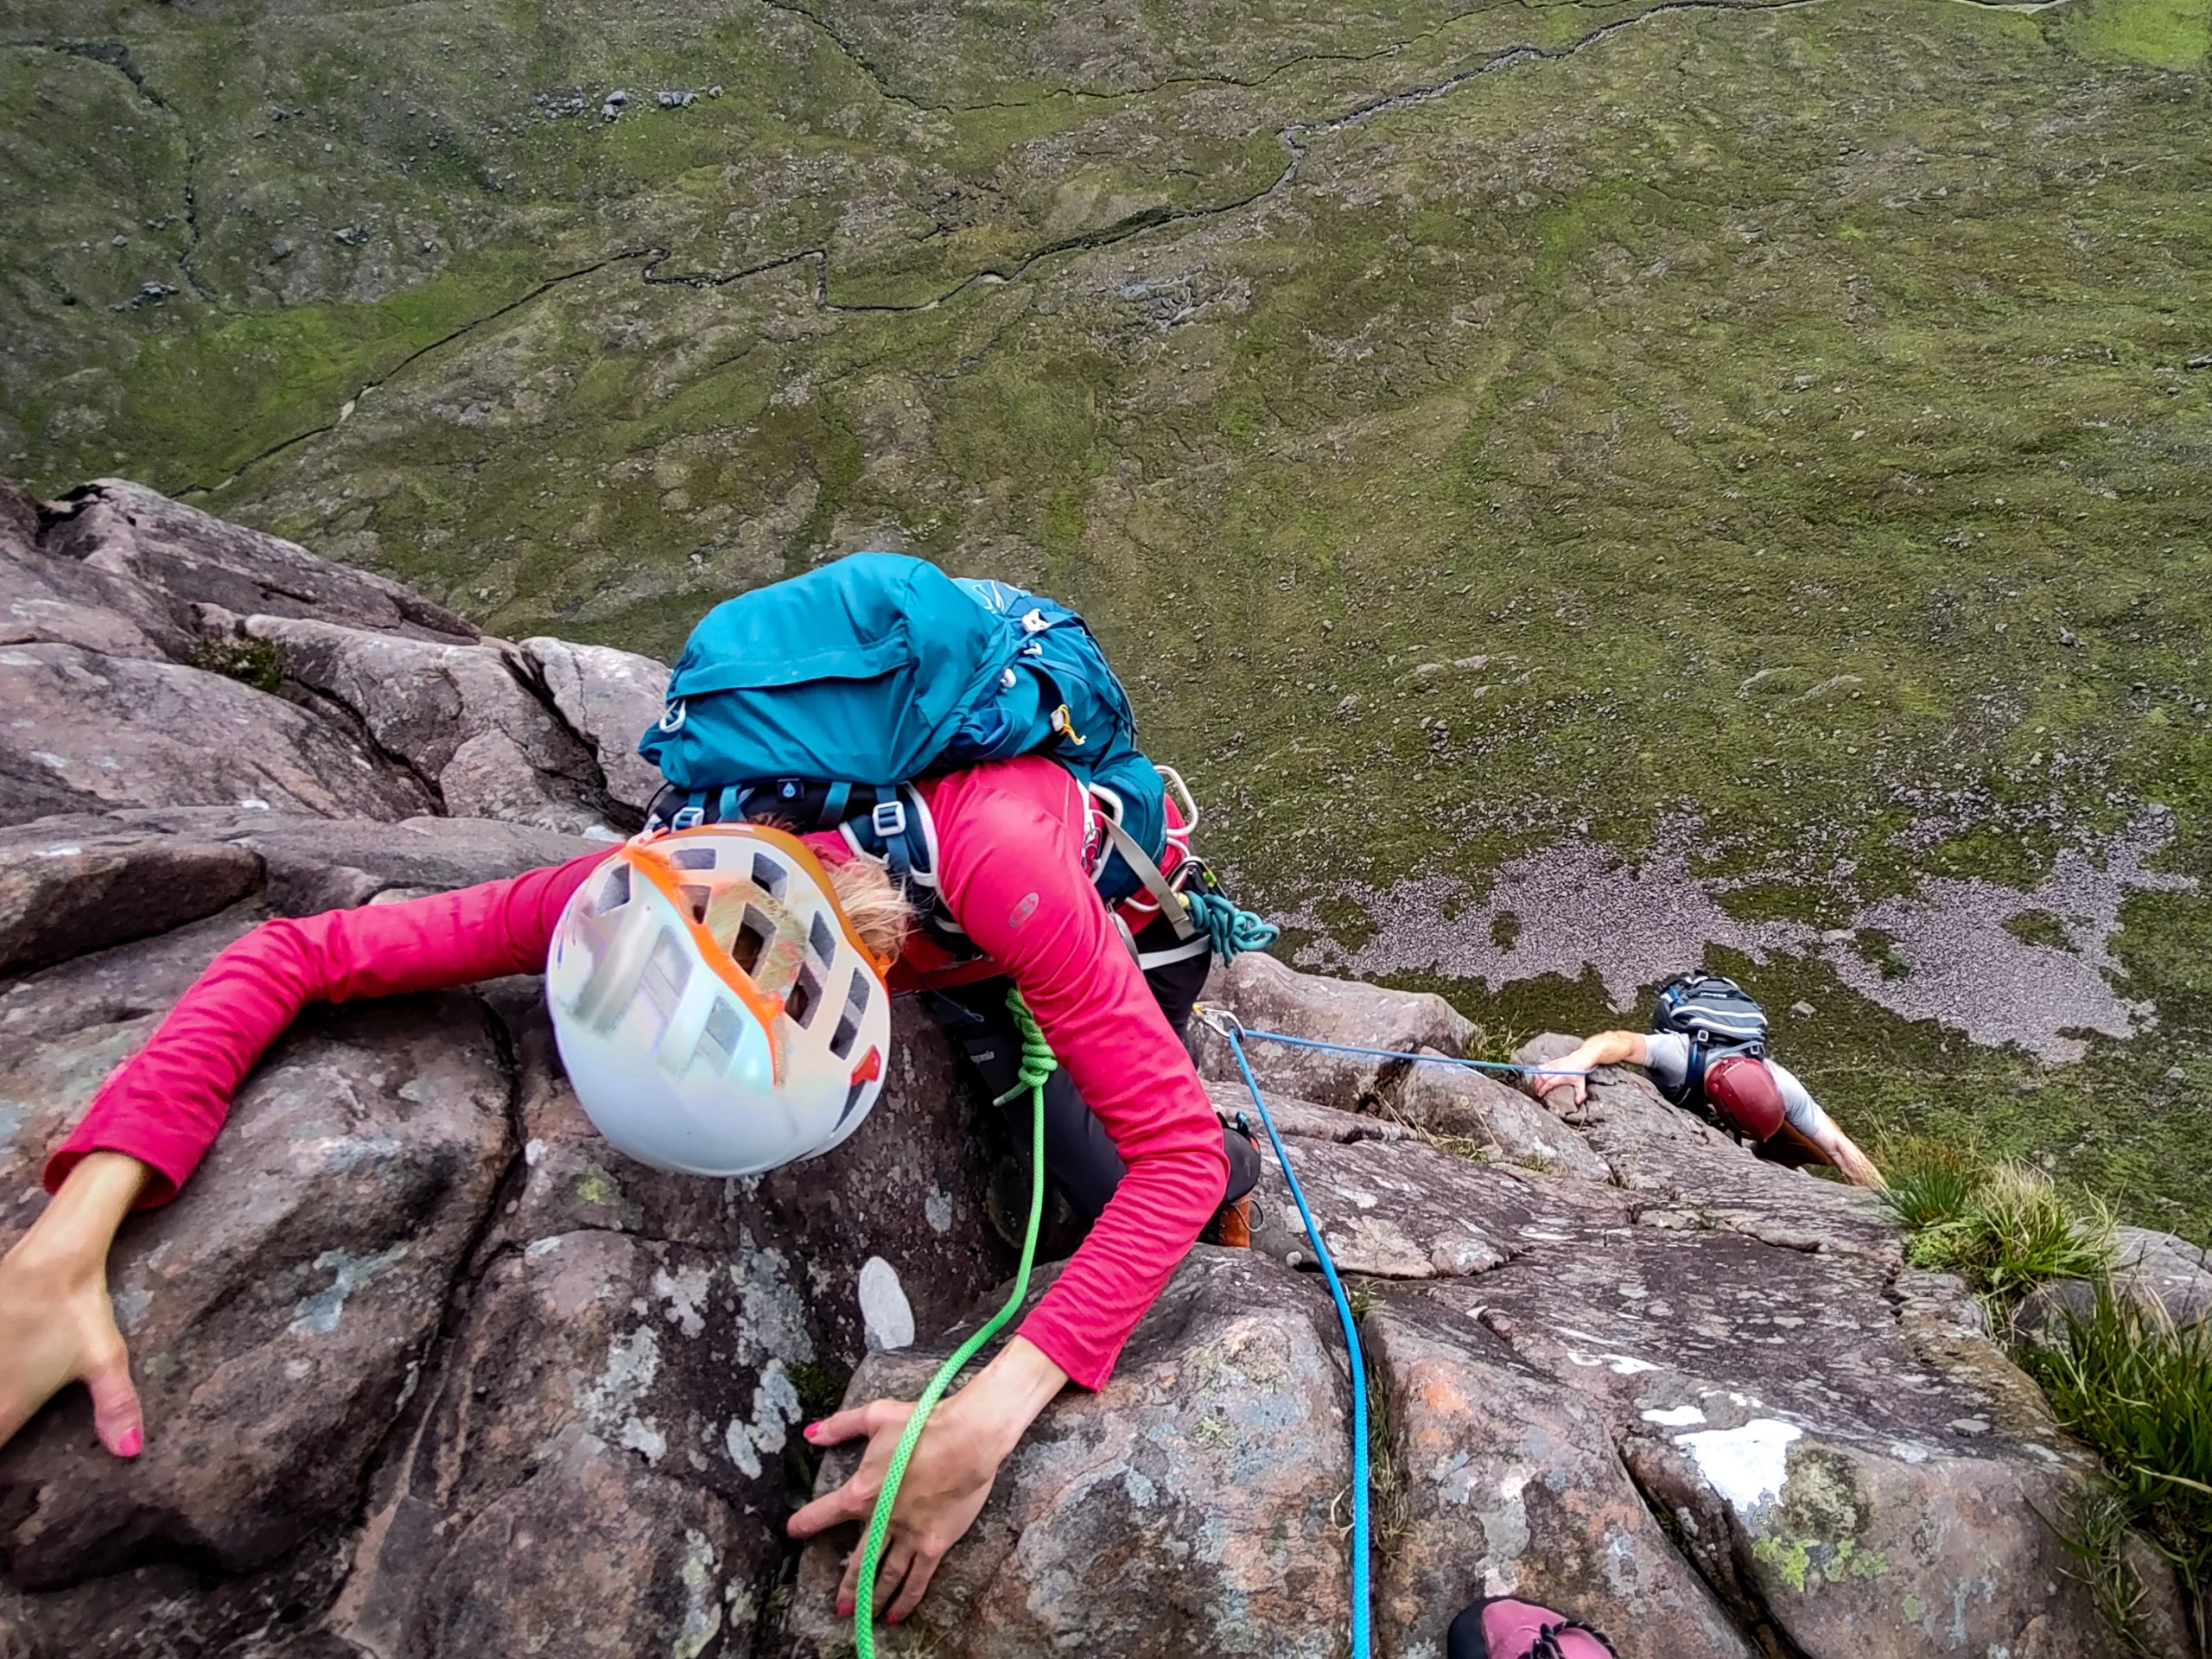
[825,855,917,964]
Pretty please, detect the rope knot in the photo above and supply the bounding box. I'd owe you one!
[995,988,1058,1103]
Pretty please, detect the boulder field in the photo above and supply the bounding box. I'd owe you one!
[0,479,2202,1658]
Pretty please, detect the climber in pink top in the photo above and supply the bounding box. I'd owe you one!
[0,754,1256,1627]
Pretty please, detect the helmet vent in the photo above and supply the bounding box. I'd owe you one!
[693,997,743,1074]
[729,906,773,975]
[808,911,836,965]
[751,852,786,899]
[596,863,632,912]
[787,963,823,1029]
[641,928,690,1014]
[829,969,870,1059]
[671,846,718,871]
[680,883,710,923]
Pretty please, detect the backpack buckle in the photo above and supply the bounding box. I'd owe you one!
[871,799,907,841]
[1020,607,1051,634]
[671,804,705,830]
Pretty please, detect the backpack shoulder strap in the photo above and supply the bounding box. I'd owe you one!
[1095,810,1198,944]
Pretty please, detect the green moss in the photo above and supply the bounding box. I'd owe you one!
[185,634,283,694]
[785,1358,852,1421]
[2051,0,2212,67]
[574,1163,625,1209]
[1752,1535,1814,1593]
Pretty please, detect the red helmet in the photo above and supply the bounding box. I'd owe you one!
[1703,1053,1786,1142]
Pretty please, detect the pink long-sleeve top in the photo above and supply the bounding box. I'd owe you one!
[44,757,1226,1390]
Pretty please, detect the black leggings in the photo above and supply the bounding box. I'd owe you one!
[925,922,1262,1225]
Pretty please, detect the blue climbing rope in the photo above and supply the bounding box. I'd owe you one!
[1212,1011,1371,1659]
[1232,1027,1588,1079]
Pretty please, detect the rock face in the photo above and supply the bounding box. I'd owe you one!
[786,1249,1353,1659]
[240,616,624,836]
[520,637,671,817]
[0,478,2197,1659]
[0,474,664,834]
[1,993,512,1586]
[1191,950,1475,1111]
[38,480,479,652]
[0,819,263,976]
[0,642,435,823]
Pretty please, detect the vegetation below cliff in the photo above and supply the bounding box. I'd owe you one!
[5,0,2209,1238]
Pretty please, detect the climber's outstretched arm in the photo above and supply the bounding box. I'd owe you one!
[1776,1079,1887,1189]
[1527,1029,1648,1109]
[2,851,613,1465]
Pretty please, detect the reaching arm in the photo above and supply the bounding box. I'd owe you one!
[1771,1065,1885,1188]
[931,768,1229,1389]
[1528,1029,1649,1109]
[788,759,1226,1623]
[0,1153,150,1459]
[4,849,612,1465]
[43,850,613,1204]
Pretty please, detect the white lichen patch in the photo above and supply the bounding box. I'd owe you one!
[733,1233,814,1370]
[653,1262,715,1338]
[620,1415,667,1463]
[577,1325,662,1445]
[673,1527,722,1659]
[858,1256,915,1352]
[925,1185,954,1234]
[724,1358,804,1479]
[1476,1466,1533,1598]
[1675,1418,1803,1520]
[1565,1347,1660,1376]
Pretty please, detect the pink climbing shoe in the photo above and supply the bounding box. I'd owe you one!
[1447,1597,1618,1659]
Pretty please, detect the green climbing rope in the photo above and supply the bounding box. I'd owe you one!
[853,987,1050,1656]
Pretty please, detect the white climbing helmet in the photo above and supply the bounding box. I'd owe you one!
[545,824,894,1177]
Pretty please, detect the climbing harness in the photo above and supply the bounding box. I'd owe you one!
[852,988,1049,1658]
[1201,1003,1374,1659]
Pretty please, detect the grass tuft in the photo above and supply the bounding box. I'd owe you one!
[1890,1141,2206,1646]
[1886,1149,2116,1315]
[2026,1291,2212,1643]
[185,634,285,696]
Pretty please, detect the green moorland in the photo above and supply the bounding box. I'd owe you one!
[4,0,2210,1238]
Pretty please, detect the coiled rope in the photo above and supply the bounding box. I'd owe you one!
[1179,887,1281,961]
[853,988,1049,1657]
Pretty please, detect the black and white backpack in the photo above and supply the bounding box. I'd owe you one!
[1649,973,1769,1113]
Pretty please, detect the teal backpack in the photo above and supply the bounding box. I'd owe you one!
[636,553,1182,914]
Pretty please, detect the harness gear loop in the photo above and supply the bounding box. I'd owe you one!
[853,988,1049,1657]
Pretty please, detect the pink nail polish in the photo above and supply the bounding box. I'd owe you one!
[803,1421,819,1441]
[116,1427,143,1457]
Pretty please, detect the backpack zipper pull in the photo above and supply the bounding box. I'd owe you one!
[1050,703,1086,747]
